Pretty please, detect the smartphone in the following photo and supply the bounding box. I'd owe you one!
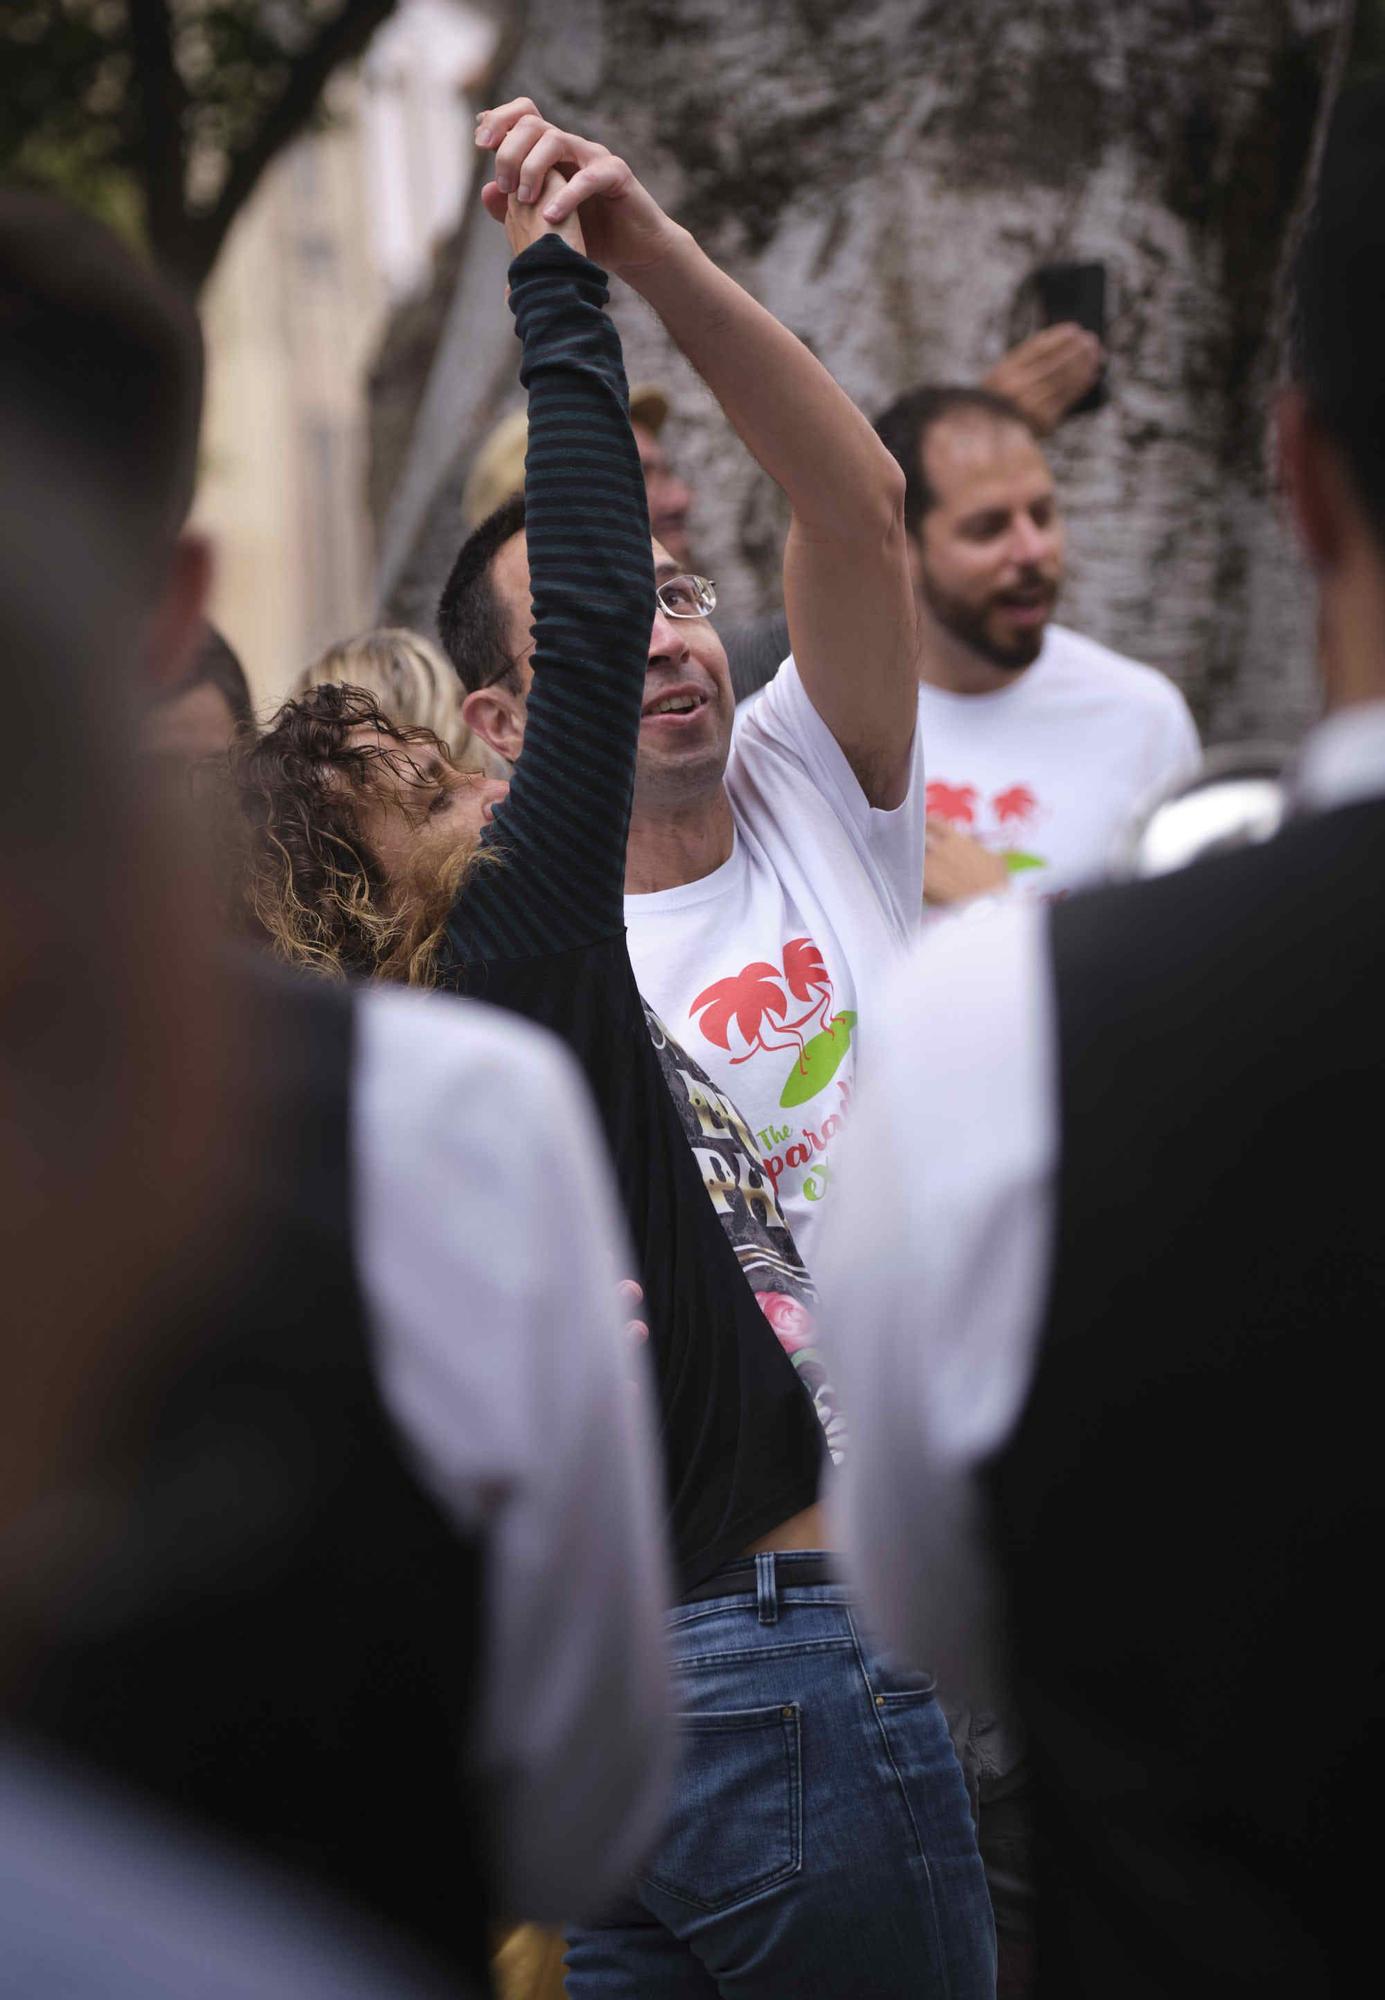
[1033,260,1107,414]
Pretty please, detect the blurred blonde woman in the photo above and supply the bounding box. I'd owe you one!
[298,627,500,775]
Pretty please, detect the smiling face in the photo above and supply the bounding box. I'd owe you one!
[636,544,735,811]
[477,532,736,815]
[914,413,1065,683]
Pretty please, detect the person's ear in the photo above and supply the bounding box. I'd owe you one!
[1277,387,1345,573]
[905,525,926,594]
[462,682,525,765]
[145,532,214,693]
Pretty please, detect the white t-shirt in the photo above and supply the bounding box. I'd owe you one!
[625,656,926,1263]
[354,987,672,1923]
[918,623,1201,903]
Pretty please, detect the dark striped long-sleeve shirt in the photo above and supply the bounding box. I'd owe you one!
[446,239,653,962]
[437,239,823,1593]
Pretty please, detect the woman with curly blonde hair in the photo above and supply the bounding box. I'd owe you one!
[296,626,498,774]
[234,682,506,984]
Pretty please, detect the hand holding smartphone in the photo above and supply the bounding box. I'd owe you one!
[1032,261,1108,415]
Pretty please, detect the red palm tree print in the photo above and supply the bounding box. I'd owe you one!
[691,961,806,1064]
[993,784,1037,824]
[926,780,978,824]
[782,937,835,1033]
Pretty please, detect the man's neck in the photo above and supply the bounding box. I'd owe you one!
[917,614,1037,697]
[625,787,735,894]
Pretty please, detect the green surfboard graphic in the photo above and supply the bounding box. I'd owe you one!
[780,1012,857,1109]
[1003,850,1045,873]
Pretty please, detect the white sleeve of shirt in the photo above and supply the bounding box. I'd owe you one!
[352,986,674,1925]
[1145,675,1203,799]
[816,902,1058,1698]
[734,652,928,938]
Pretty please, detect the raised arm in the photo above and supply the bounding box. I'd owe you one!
[477,99,919,809]
[447,218,655,963]
[633,240,917,808]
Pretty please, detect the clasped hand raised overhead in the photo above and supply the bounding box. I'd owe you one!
[474,91,920,814]
[475,97,682,276]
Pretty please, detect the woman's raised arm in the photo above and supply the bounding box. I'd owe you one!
[446,230,654,963]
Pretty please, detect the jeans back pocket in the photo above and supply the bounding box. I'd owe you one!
[642,1702,803,1913]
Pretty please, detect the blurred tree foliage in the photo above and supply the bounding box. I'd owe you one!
[0,1,404,290]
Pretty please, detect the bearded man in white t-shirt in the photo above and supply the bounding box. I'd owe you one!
[873,384,1201,909]
[456,108,926,1272]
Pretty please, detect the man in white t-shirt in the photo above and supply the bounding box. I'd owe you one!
[458,109,925,1270]
[873,385,1201,908]
[445,106,995,2000]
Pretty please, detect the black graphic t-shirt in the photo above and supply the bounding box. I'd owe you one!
[437,242,824,1591]
[646,1005,846,1465]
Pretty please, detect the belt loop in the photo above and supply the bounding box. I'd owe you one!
[756,1551,778,1625]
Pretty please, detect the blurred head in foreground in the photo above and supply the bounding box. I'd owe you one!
[0,191,211,695]
[1281,76,1385,713]
[296,627,497,773]
[0,197,237,1636]
[0,417,236,1630]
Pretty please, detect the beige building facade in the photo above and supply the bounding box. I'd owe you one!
[191,0,493,713]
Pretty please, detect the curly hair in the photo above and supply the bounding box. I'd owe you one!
[234,683,490,985]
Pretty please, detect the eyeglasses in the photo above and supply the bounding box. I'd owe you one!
[474,573,718,692]
[656,574,716,619]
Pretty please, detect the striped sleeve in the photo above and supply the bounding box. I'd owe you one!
[446,237,655,962]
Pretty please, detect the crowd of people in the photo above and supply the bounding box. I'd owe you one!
[1,71,1381,2000]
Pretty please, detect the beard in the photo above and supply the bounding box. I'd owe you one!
[920,565,1056,673]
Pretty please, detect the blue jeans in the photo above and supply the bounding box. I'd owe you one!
[566,1552,995,1999]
